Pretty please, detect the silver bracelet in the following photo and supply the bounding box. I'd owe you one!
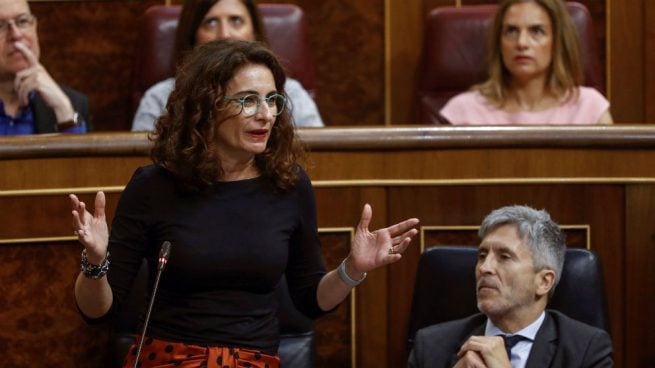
[338,259,367,287]
[80,249,110,279]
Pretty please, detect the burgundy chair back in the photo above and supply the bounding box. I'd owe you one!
[416,2,603,124]
[130,4,316,115]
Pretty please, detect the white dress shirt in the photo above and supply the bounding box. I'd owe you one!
[485,311,546,368]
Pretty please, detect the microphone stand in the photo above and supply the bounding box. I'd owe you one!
[133,241,172,368]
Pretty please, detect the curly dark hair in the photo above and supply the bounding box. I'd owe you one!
[150,39,304,191]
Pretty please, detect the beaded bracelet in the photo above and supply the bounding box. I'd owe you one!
[338,259,367,287]
[80,249,110,279]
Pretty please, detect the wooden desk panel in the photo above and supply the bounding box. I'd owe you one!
[1,127,653,367]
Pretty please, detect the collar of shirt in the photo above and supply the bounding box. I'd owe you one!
[484,310,545,340]
[0,92,36,135]
[484,312,545,368]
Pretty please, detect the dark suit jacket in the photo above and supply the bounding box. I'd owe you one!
[408,310,613,368]
[32,85,90,133]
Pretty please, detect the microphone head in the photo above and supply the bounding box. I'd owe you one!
[159,241,172,260]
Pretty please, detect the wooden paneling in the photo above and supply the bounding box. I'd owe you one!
[646,1,655,122]
[421,227,590,251]
[386,0,423,124]
[625,185,655,367]
[0,241,110,366]
[1,127,655,367]
[608,0,645,123]
[314,231,354,367]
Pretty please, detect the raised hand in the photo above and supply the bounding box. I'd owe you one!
[70,191,109,264]
[346,204,419,276]
[13,41,75,122]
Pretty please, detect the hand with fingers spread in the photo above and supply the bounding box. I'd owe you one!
[345,203,420,277]
[315,203,419,311]
[13,41,75,123]
[70,191,109,264]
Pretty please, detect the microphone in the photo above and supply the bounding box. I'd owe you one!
[157,241,172,271]
[133,241,172,368]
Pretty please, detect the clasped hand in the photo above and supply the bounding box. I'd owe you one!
[453,336,512,368]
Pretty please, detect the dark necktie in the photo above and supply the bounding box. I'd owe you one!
[502,334,526,361]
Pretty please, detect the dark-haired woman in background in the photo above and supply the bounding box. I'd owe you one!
[131,0,323,132]
[440,0,613,125]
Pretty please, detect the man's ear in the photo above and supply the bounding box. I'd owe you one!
[535,268,555,297]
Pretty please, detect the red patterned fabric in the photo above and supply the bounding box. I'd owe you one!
[122,336,280,368]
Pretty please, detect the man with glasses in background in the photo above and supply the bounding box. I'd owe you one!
[0,0,89,135]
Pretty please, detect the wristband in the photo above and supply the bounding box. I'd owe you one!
[338,259,367,287]
[58,111,81,130]
[80,249,110,279]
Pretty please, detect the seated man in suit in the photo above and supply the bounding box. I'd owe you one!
[408,205,613,368]
[0,0,89,135]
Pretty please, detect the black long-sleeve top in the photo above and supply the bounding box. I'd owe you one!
[104,164,327,354]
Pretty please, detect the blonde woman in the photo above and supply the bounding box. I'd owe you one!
[440,0,613,125]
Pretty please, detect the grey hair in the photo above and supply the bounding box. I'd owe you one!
[478,205,566,298]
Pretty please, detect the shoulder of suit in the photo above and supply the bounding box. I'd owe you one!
[546,309,607,335]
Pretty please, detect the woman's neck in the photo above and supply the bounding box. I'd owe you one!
[505,76,559,112]
[219,156,259,182]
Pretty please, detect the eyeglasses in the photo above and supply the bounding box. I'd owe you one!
[224,93,287,117]
[0,14,36,36]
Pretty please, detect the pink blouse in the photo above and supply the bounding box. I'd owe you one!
[440,87,610,125]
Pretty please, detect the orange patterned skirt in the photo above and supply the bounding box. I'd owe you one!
[122,336,280,368]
